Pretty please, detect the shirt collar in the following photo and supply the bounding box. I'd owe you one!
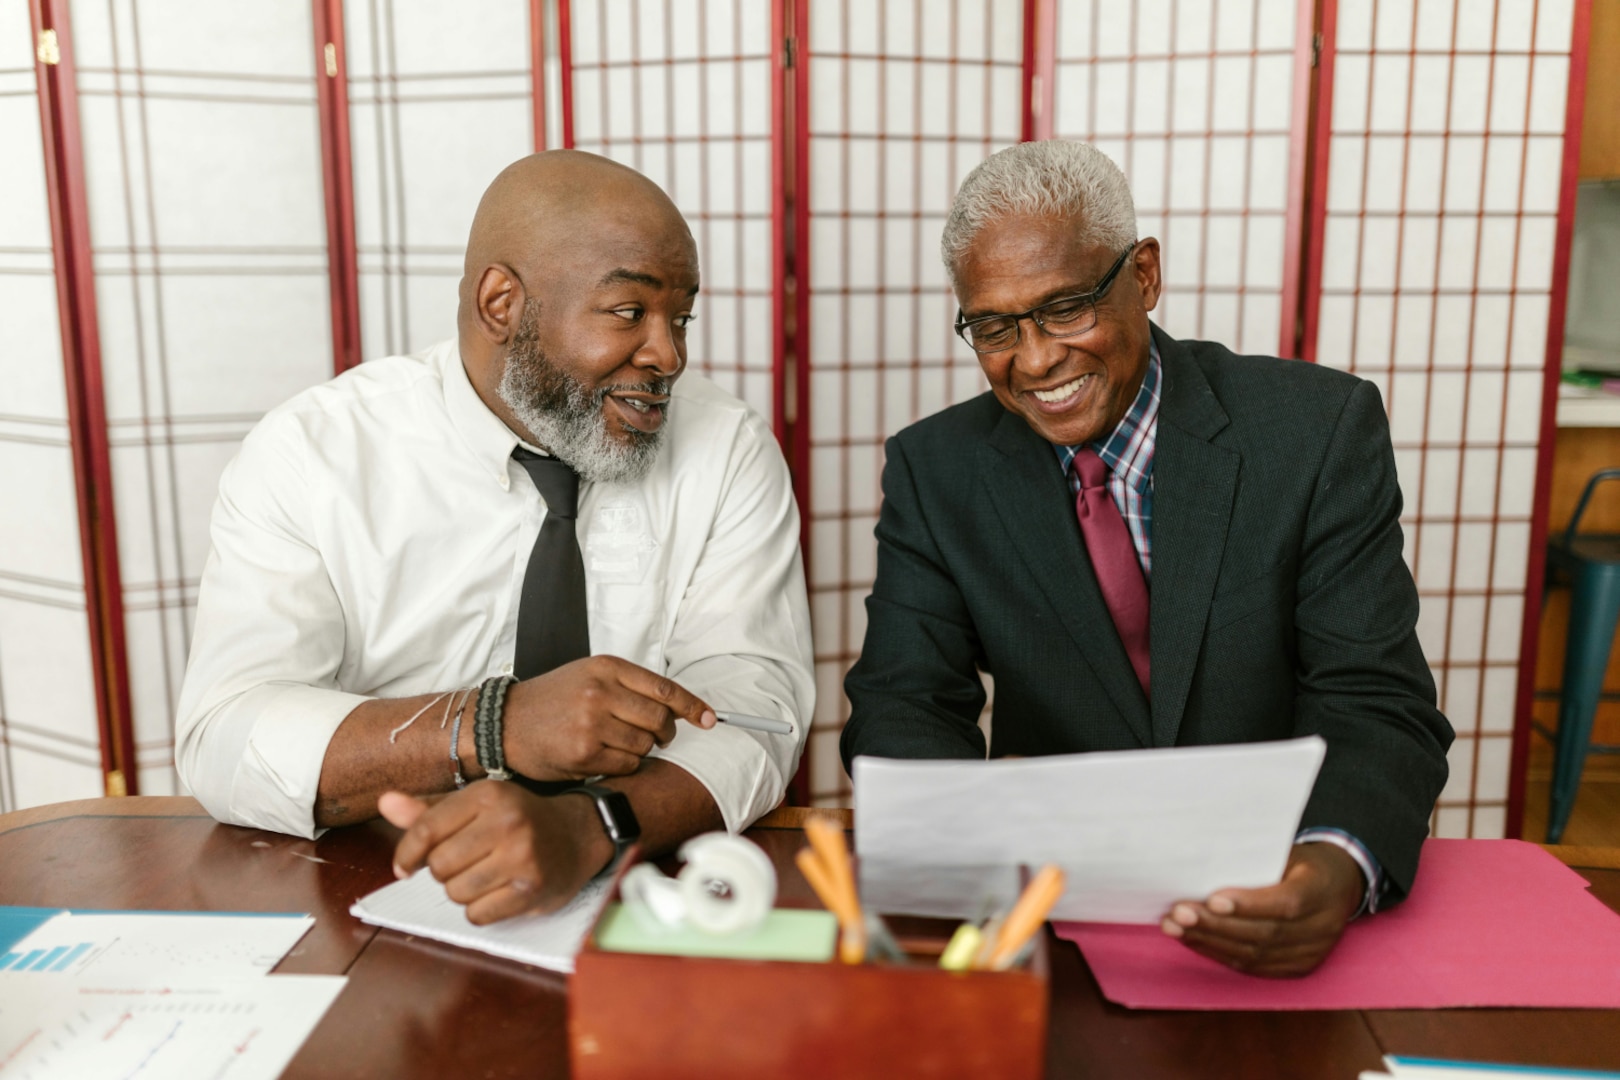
[1052,337,1161,488]
[441,340,532,486]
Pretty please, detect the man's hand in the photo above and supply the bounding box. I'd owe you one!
[500,655,717,782]
[1159,842,1365,977]
[378,782,612,924]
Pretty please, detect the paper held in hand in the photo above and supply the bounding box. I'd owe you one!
[853,735,1326,923]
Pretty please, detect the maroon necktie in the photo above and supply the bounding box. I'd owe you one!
[1072,448,1151,698]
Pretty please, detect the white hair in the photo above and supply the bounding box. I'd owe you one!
[940,140,1138,284]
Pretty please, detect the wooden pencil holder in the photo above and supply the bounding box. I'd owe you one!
[568,854,1049,1080]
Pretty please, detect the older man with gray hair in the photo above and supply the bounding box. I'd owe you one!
[841,140,1452,976]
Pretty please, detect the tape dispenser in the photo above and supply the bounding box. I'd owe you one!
[620,832,778,937]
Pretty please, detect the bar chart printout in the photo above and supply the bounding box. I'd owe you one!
[0,942,91,972]
[0,911,315,979]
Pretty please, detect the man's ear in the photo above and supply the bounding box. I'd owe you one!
[473,264,523,345]
[1132,238,1163,313]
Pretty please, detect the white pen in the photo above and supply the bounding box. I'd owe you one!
[714,711,795,735]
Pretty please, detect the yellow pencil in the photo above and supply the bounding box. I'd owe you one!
[796,832,867,964]
[804,815,857,907]
[795,847,855,924]
[984,865,1066,971]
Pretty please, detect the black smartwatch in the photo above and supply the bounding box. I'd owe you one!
[564,784,641,873]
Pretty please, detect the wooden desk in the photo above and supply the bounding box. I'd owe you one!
[3,798,1618,1079]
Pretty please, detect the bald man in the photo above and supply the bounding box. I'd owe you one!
[176,152,813,922]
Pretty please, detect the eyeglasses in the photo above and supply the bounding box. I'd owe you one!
[953,243,1137,354]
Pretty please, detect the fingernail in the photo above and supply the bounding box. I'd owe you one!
[701,709,717,728]
[1172,904,1198,927]
[393,864,406,880]
[1209,896,1235,915]
[1161,917,1183,938]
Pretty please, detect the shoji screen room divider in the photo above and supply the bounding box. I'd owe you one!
[6,0,1587,840]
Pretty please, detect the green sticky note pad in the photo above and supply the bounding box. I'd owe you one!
[594,904,838,963]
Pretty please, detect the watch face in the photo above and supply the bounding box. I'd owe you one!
[593,788,641,845]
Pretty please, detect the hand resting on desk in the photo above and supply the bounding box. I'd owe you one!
[377,755,726,925]
[379,783,612,925]
[1159,842,1364,977]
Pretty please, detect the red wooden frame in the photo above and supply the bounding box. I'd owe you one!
[772,0,791,453]
[767,0,800,803]
[789,0,812,561]
[1296,0,1338,366]
[313,0,362,374]
[1507,0,1594,840]
[786,0,814,803]
[1020,0,1055,143]
[29,0,138,796]
[557,0,575,149]
[1279,0,1328,360]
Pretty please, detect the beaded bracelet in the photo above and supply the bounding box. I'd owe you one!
[474,675,517,781]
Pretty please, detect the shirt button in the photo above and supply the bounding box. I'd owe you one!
[501,662,513,675]
[499,474,510,490]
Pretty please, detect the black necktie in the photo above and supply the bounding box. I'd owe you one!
[511,448,591,679]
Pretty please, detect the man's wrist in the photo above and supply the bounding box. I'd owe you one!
[1295,827,1382,918]
[558,788,624,877]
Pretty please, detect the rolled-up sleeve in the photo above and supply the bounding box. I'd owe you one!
[650,410,815,832]
[174,413,369,838]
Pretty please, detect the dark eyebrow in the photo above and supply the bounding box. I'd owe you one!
[597,267,701,296]
[598,268,664,288]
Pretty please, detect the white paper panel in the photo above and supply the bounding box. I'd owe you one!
[568,0,777,420]
[803,0,1025,803]
[69,0,335,795]
[0,5,107,811]
[346,0,536,359]
[1320,0,1578,838]
[1052,0,1301,355]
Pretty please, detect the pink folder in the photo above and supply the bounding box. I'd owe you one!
[1053,839,1620,1010]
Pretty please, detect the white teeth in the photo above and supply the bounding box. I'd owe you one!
[1033,375,1089,403]
[625,398,650,413]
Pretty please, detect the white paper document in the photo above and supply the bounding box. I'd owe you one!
[1359,1055,1620,1080]
[0,973,345,1080]
[0,911,315,979]
[853,735,1326,923]
[351,869,611,974]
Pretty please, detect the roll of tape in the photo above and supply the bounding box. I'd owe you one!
[620,863,687,932]
[676,833,778,937]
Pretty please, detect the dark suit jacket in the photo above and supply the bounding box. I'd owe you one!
[841,324,1453,899]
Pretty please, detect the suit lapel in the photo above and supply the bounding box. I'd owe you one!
[982,409,1153,748]
[1149,326,1239,747]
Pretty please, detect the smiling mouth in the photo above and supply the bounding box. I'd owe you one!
[1030,374,1091,404]
[605,389,670,433]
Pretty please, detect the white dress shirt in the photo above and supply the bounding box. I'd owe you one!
[175,339,814,839]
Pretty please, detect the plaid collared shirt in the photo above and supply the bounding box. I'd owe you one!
[1054,340,1161,579]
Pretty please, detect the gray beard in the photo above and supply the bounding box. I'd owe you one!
[495,311,668,485]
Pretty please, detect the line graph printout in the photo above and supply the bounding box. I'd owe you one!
[0,912,314,979]
[0,973,345,1080]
